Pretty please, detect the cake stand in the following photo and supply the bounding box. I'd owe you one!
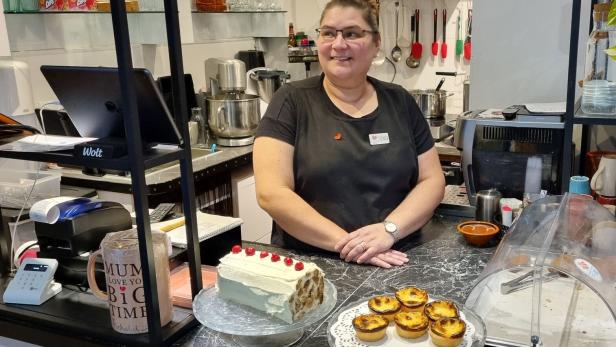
[193,279,337,347]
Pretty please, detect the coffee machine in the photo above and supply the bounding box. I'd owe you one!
[204,58,261,146]
[454,108,565,204]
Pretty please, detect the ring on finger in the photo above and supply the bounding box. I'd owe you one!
[358,240,366,253]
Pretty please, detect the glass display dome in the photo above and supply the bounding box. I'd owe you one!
[465,194,616,347]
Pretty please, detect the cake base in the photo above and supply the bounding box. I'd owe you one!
[232,329,303,347]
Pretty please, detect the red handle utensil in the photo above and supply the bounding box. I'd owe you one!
[441,9,447,59]
[464,9,472,61]
[412,9,422,59]
[432,9,438,56]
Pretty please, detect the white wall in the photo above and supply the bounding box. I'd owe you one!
[470,0,591,109]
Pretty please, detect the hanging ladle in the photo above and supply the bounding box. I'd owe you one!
[435,77,446,91]
[391,2,402,62]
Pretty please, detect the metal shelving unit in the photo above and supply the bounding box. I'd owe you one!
[562,0,616,192]
[0,0,203,345]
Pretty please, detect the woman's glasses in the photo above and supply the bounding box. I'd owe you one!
[315,27,378,42]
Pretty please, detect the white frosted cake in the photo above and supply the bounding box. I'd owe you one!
[217,245,325,323]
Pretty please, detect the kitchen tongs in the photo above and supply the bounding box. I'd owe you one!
[500,269,562,295]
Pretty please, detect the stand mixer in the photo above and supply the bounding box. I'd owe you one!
[204,58,260,146]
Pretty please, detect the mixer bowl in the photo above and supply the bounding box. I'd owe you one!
[206,93,261,138]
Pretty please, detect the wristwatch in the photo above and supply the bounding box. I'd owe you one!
[383,221,400,242]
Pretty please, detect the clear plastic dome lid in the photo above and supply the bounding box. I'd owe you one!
[465,194,616,347]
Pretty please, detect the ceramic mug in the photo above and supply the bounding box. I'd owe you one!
[591,154,616,197]
[87,229,172,334]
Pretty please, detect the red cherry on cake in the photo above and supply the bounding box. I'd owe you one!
[295,262,304,271]
[245,247,255,256]
[284,257,293,266]
[231,245,242,254]
[260,251,269,258]
[271,253,281,262]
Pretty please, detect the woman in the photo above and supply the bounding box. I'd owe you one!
[253,0,445,268]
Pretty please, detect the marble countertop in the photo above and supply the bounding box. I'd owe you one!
[174,214,496,347]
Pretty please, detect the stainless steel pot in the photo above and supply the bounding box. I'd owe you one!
[249,69,288,103]
[206,93,261,138]
[409,89,450,118]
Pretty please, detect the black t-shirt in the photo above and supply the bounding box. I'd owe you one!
[255,74,434,252]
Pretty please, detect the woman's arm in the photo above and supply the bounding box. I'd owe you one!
[253,136,349,251]
[336,146,445,263]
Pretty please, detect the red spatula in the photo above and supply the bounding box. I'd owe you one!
[431,9,438,56]
[441,9,447,59]
[464,9,472,61]
[411,9,422,59]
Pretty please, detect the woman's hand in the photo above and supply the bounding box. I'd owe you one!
[367,249,409,268]
[335,223,399,264]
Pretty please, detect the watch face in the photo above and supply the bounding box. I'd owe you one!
[385,222,397,232]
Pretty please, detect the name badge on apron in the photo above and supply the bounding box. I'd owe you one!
[369,133,390,146]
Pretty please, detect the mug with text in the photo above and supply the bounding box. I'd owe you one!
[87,229,172,334]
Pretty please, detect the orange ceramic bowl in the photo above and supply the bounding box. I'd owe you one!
[457,221,499,247]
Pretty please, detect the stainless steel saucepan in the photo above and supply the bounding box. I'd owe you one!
[409,89,452,118]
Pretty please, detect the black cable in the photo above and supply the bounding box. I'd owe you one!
[385,57,397,83]
[0,124,41,135]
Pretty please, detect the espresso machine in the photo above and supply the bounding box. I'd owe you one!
[204,58,260,146]
[454,108,565,204]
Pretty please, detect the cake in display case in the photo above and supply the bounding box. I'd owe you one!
[465,194,616,347]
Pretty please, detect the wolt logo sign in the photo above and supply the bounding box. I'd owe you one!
[82,147,104,158]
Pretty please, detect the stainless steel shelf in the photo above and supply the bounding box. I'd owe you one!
[3,10,166,14]
[191,10,286,13]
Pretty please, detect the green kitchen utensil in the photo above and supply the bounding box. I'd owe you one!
[456,10,463,56]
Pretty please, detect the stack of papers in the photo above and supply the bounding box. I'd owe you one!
[153,211,243,248]
[0,134,96,152]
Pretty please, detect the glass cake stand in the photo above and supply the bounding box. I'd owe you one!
[327,295,486,347]
[193,279,337,347]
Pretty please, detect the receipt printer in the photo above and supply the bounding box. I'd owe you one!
[35,201,132,258]
[34,201,132,288]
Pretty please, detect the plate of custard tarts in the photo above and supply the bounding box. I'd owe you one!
[327,287,485,347]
